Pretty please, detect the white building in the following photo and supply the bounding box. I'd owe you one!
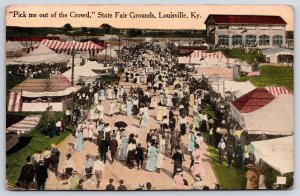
[262,48,293,65]
[205,14,287,48]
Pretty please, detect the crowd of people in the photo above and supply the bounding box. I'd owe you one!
[17,41,266,190]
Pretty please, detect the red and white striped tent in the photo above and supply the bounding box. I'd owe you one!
[33,39,104,55]
[266,86,293,97]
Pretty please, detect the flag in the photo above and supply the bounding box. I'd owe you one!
[247,71,260,76]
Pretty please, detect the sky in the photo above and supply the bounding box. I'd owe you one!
[6,4,294,30]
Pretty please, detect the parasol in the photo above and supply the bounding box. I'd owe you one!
[114,121,128,129]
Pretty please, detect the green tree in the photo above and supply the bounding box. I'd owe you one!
[63,23,73,32]
[100,23,112,34]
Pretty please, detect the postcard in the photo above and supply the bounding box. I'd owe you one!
[6,4,294,190]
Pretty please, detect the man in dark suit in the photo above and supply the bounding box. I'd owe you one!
[35,160,48,190]
[172,148,183,178]
[98,138,109,164]
[135,143,144,170]
[109,136,118,163]
[18,156,35,190]
[105,178,116,190]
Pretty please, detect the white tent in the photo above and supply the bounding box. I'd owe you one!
[251,136,294,174]
[13,44,69,65]
[211,79,256,98]
[6,41,26,52]
[22,86,80,98]
[62,61,103,82]
[243,94,294,135]
[6,41,27,58]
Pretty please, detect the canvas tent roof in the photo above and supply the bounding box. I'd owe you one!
[211,79,256,98]
[22,86,80,98]
[232,88,275,113]
[34,39,104,51]
[13,44,69,65]
[251,136,294,174]
[62,62,99,81]
[243,94,294,135]
[6,41,26,52]
[12,75,71,92]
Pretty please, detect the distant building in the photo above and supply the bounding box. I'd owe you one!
[205,14,287,48]
[262,48,293,65]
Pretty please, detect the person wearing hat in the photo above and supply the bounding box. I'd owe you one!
[74,123,84,152]
[64,153,74,178]
[218,139,226,163]
[135,143,144,170]
[18,156,35,190]
[146,141,158,172]
[246,164,258,189]
[109,134,118,163]
[93,155,104,188]
[172,147,183,178]
[35,159,48,190]
[84,154,94,178]
[117,180,127,190]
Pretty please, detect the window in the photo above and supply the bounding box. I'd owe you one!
[277,55,293,64]
[232,35,243,46]
[245,35,256,46]
[273,35,283,46]
[259,35,270,46]
[218,25,229,29]
[218,34,229,46]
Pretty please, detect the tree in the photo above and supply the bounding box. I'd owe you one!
[63,23,73,32]
[81,27,88,33]
[100,23,112,34]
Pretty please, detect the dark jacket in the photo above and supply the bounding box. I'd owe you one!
[106,184,116,190]
[135,147,144,160]
[35,164,48,183]
[109,139,118,153]
[18,163,35,183]
[117,185,127,190]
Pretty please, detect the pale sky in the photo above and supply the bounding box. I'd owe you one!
[6,5,294,30]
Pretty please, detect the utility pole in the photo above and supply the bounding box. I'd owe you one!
[71,35,75,87]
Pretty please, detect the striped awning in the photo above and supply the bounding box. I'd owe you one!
[33,39,104,52]
[266,86,293,97]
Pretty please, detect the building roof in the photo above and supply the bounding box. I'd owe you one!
[232,88,275,113]
[262,48,294,55]
[205,14,287,25]
[12,75,71,92]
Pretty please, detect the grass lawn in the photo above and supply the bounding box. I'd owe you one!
[6,112,71,186]
[240,65,294,91]
[206,145,246,189]
[204,105,246,189]
[211,48,265,63]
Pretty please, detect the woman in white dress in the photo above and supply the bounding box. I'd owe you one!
[109,101,115,117]
[150,96,157,109]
